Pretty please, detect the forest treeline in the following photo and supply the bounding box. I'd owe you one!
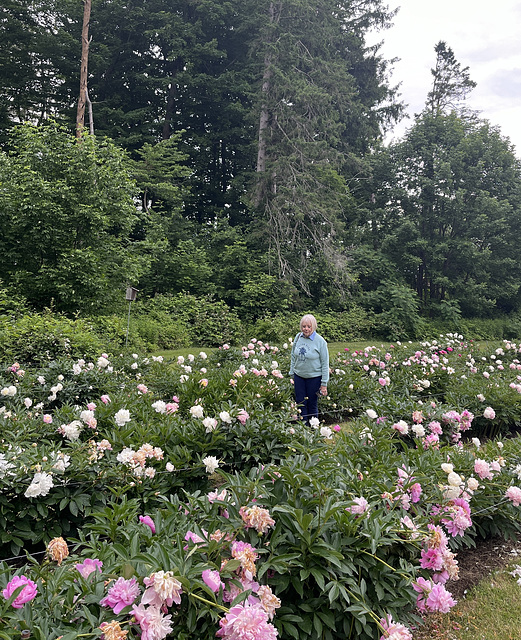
[1,0,521,342]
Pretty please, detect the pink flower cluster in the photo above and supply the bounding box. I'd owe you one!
[419,524,459,583]
[392,467,422,511]
[413,577,456,613]
[440,498,472,537]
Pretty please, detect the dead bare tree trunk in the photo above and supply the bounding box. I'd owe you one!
[254,2,281,207]
[76,0,92,137]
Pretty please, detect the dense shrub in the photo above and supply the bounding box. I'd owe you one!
[0,311,105,365]
[135,293,244,347]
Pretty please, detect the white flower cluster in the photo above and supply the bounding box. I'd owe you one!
[25,471,54,498]
[1,386,17,397]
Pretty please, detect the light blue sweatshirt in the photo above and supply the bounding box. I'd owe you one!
[289,332,329,385]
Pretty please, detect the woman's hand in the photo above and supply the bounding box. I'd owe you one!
[319,385,327,396]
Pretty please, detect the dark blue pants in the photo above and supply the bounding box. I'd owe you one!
[293,374,322,424]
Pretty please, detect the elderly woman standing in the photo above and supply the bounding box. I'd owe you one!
[289,314,329,424]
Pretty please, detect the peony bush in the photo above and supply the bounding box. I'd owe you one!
[1,334,521,639]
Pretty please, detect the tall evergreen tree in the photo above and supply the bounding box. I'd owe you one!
[247,0,400,298]
[426,41,476,114]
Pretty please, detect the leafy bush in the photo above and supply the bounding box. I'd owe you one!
[136,293,243,347]
[0,311,105,365]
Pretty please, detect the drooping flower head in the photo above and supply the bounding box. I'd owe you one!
[47,537,69,565]
[139,515,156,534]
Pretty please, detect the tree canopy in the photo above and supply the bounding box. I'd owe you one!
[1,3,521,330]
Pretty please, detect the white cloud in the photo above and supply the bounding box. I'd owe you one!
[372,0,521,153]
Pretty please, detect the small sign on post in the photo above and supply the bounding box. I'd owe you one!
[125,287,139,346]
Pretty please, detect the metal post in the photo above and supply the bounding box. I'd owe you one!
[124,286,138,348]
[125,299,132,347]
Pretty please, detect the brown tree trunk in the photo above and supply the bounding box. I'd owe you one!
[76,0,92,137]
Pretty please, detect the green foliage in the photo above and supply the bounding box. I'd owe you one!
[0,312,105,365]
[246,307,373,345]
[136,293,243,347]
[0,122,143,312]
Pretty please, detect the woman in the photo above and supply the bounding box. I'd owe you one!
[289,314,329,424]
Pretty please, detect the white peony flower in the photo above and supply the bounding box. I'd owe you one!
[61,420,82,441]
[219,411,232,423]
[467,477,479,491]
[320,426,333,438]
[190,405,204,419]
[25,472,54,498]
[309,416,320,428]
[366,409,378,420]
[152,400,167,414]
[203,417,218,432]
[441,463,454,474]
[0,453,15,478]
[411,424,425,437]
[447,472,463,487]
[202,456,220,474]
[114,409,131,426]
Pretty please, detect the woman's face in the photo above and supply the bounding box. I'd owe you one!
[301,321,313,337]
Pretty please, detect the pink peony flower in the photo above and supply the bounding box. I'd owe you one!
[409,482,422,503]
[202,569,224,593]
[506,485,521,506]
[239,505,275,534]
[43,414,52,424]
[428,420,442,435]
[139,515,156,534]
[2,575,38,608]
[75,558,103,578]
[379,614,412,640]
[237,409,250,425]
[216,602,278,639]
[101,394,111,404]
[483,406,496,420]
[141,571,182,607]
[131,603,174,640]
[425,582,456,613]
[474,459,493,480]
[100,577,140,614]
[348,497,369,515]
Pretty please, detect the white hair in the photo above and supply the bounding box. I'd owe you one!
[300,314,317,332]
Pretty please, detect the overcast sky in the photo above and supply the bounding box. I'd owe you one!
[371,0,521,155]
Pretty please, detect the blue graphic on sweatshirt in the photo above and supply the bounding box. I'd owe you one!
[298,346,308,361]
